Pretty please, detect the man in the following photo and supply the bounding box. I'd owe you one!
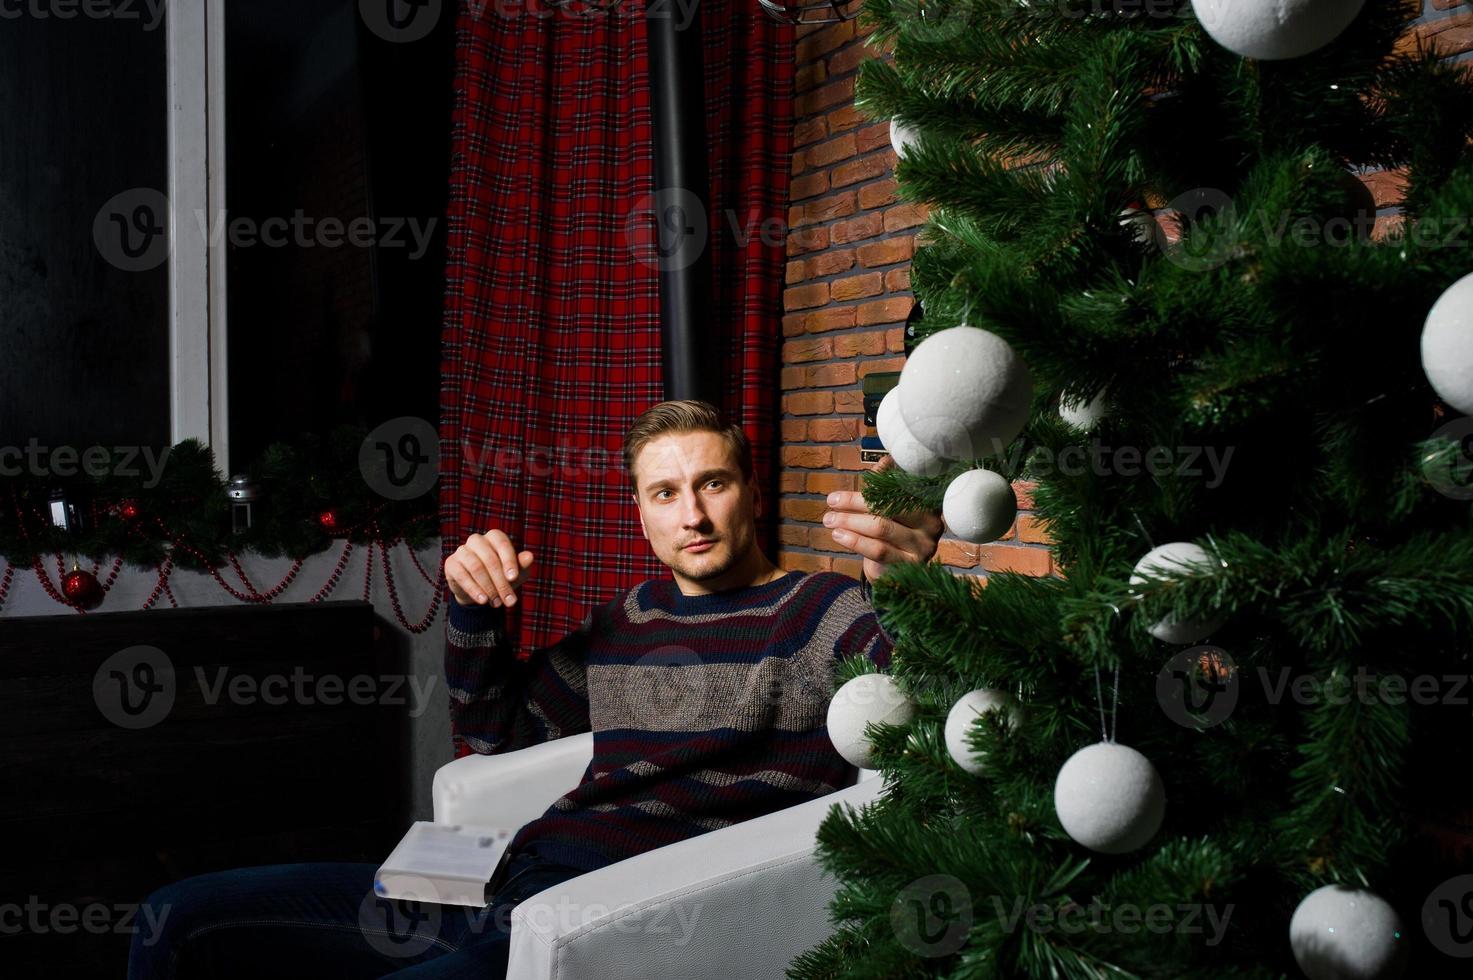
[129,400,943,979]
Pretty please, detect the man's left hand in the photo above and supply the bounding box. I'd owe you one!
[823,454,945,582]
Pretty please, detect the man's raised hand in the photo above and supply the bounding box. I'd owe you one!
[445,529,536,608]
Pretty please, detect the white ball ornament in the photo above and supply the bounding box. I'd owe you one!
[877,387,951,478]
[1190,0,1367,61]
[897,325,1033,462]
[1289,885,1407,980]
[826,673,918,770]
[942,468,1017,544]
[1421,271,1473,416]
[945,688,1022,776]
[1053,742,1165,854]
[889,118,921,159]
[1130,542,1227,644]
[1058,389,1109,432]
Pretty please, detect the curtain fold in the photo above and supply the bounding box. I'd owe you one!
[440,1,793,756]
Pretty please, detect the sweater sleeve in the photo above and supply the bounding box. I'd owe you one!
[444,597,595,756]
[833,571,895,670]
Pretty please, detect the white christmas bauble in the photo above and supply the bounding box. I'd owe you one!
[1190,0,1367,60]
[897,325,1033,462]
[1053,742,1165,854]
[890,118,921,159]
[1059,389,1109,432]
[826,673,918,769]
[1289,885,1407,980]
[1421,271,1473,416]
[942,468,1017,544]
[877,387,951,477]
[1129,542,1227,644]
[945,688,1022,776]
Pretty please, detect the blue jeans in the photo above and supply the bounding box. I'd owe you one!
[127,849,586,979]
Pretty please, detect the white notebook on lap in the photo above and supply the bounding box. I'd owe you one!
[374,821,518,908]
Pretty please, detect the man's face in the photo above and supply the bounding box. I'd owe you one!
[632,431,761,590]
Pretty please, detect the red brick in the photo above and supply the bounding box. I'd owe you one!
[833,445,867,470]
[795,18,855,62]
[808,248,856,278]
[828,42,876,77]
[781,419,808,442]
[885,327,905,352]
[782,313,807,337]
[794,117,828,148]
[855,297,912,326]
[831,271,883,301]
[789,171,830,202]
[857,179,899,210]
[830,557,863,579]
[809,418,861,442]
[832,331,887,357]
[785,259,806,284]
[1015,513,1054,545]
[1393,12,1473,57]
[1373,213,1404,241]
[778,551,830,573]
[782,445,834,468]
[938,539,981,569]
[834,390,864,414]
[807,133,858,168]
[885,267,911,291]
[858,357,906,377]
[779,524,811,547]
[979,545,1052,577]
[831,212,885,245]
[884,202,930,231]
[805,306,857,333]
[781,498,828,521]
[791,149,807,177]
[778,469,807,493]
[781,366,805,389]
[855,122,892,154]
[1013,481,1037,509]
[802,191,858,226]
[826,104,870,134]
[806,472,857,494]
[857,236,914,267]
[784,337,833,363]
[832,151,896,189]
[797,76,857,117]
[784,282,830,311]
[786,226,829,256]
[1432,0,1466,8]
[1361,167,1407,209]
[807,363,858,388]
[786,391,835,415]
[795,62,827,93]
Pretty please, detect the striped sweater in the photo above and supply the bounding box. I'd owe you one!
[443,569,893,874]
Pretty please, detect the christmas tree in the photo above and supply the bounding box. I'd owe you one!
[791,0,1473,976]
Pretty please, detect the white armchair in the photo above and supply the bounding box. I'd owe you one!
[431,732,885,980]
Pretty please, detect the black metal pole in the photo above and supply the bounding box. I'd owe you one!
[645,0,718,406]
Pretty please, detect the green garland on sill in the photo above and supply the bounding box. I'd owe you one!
[0,425,438,572]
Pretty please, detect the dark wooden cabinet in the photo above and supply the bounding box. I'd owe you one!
[0,600,410,976]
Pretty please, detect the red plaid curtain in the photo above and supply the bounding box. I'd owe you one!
[439,0,794,704]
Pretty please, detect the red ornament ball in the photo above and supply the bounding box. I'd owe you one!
[119,500,140,520]
[318,509,339,532]
[63,567,104,609]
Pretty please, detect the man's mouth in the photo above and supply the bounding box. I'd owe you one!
[683,539,717,551]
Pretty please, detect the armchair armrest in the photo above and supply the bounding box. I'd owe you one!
[432,731,593,828]
[506,774,888,980]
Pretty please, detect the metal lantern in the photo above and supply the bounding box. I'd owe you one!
[758,0,861,25]
[226,474,260,534]
[46,487,87,533]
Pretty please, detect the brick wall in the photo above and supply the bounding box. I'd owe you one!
[776,16,1053,584]
[774,4,1471,584]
